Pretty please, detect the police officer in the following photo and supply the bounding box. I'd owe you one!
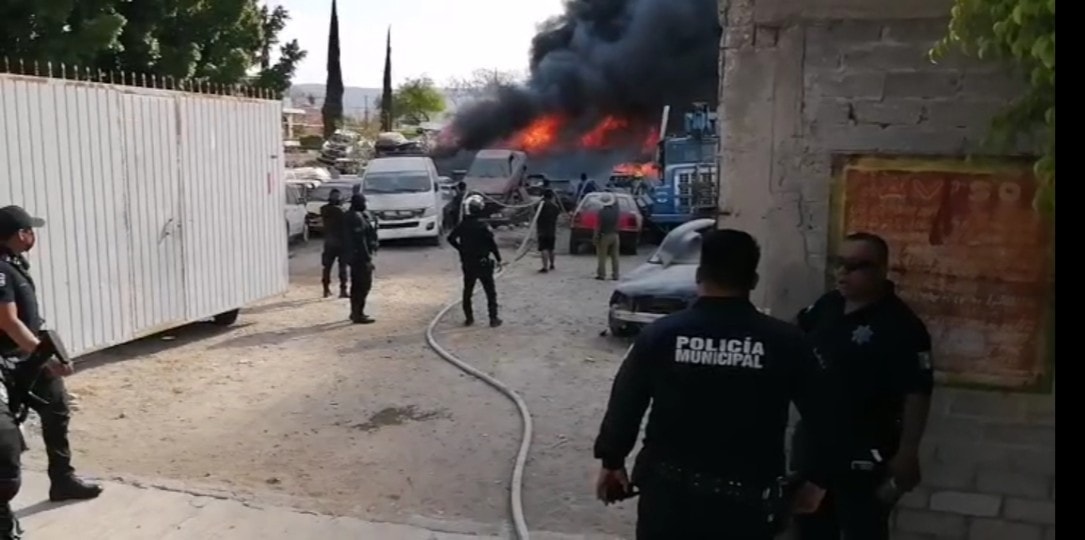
[319,188,349,299]
[446,195,502,328]
[792,232,933,540]
[343,194,379,324]
[592,229,836,539]
[0,206,102,538]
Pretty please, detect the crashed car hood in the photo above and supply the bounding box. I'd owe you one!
[615,262,698,298]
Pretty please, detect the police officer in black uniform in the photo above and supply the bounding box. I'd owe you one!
[319,189,349,299]
[0,206,102,538]
[446,195,502,328]
[792,232,933,540]
[593,229,837,539]
[343,194,379,324]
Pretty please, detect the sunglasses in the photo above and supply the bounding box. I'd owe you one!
[833,256,878,273]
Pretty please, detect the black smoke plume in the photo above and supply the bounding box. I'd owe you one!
[447,0,720,152]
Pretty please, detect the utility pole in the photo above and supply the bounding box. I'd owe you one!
[363,95,370,124]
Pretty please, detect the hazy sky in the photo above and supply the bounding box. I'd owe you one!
[270,0,565,87]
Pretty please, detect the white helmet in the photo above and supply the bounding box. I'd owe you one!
[463,194,486,216]
[597,192,616,206]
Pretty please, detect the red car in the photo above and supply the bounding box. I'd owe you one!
[569,192,644,255]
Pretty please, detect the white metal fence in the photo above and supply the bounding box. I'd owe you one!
[0,73,288,357]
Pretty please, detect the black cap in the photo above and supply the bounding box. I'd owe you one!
[0,206,45,238]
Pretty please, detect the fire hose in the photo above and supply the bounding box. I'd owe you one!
[425,194,545,540]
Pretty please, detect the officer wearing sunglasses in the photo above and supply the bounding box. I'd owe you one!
[791,232,934,540]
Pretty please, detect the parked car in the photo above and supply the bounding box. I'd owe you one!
[361,156,444,245]
[285,184,310,244]
[437,175,457,201]
[305,178,363,233]
[606,218,715,336]
[525,174,577,211]
[569,191,644,256]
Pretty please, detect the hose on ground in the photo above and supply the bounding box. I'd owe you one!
[425,200,544,540]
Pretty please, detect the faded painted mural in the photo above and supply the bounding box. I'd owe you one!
[831,157,1054,392]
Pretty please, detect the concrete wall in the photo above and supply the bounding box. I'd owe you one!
[716,1,1055,538]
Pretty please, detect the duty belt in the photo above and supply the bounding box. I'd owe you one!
[651,462,785,502]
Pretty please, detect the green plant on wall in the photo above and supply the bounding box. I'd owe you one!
[932,0,1055,213]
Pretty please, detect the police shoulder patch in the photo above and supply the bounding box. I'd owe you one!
[917,351,933,371]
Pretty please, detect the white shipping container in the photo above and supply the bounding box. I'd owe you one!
[0,73,288,357]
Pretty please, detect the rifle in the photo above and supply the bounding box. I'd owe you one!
[7,330,71,424]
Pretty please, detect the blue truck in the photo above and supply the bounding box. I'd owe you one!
[642,104,719,234]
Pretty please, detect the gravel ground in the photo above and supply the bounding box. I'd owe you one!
[22,225,650,538]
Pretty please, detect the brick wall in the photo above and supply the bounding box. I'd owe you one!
[717,3,1055,539]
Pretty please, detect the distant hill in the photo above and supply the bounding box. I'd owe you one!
[289,84,472,121]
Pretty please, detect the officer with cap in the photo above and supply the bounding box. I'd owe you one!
[446,195,503,327]
[342,194,379,324]
[592,229,837,539]
[0,206,103,538]
[791,231,933,540]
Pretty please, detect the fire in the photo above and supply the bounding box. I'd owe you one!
[579,115,630,148]
[511,115,565,154]
[612,162,658,178]
[494,112,660,159]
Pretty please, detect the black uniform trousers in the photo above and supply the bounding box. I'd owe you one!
[461,259,497,321]
[0,377,20,537]
[635,480,775,540]
[349,261,374,320]
[321,245,349,291]
[794,470,892,540]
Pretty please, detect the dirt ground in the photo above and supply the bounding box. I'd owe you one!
[23,225,650,538]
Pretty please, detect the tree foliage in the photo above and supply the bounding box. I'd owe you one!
[933,0,1055,210]
[393,77,446,125]
[446,68,523,99]
[0,0,305,95]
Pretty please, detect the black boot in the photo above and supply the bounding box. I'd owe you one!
[489,317,503,328]
[464,317,475,327]
[0,505,21,540]
[322,284,332,298]
[49,475,103,502]
[339,287,349,299]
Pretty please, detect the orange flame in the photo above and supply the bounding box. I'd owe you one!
[497,113,660,158]
[510,115,565,154]
[612,162,659,178]
[579,115,630,148]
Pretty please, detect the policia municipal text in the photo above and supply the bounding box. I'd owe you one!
[0,206,103,539]
[593,229,836,539]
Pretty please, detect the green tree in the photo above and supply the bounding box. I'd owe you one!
[321,0,344,139]
[380,27,394,131]
[0,0,305,95]
[393,76,446,125]
[933,0,1055,210]
[0,0,126,66]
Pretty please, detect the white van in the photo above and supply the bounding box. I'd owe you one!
[361,156,443,245]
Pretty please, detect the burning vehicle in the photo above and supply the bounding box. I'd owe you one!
[460,149,534,226]
[431,0,720,232]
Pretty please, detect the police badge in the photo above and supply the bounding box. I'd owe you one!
[917,351,933,370]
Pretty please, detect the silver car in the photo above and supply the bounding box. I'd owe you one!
[606,218,715,337]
